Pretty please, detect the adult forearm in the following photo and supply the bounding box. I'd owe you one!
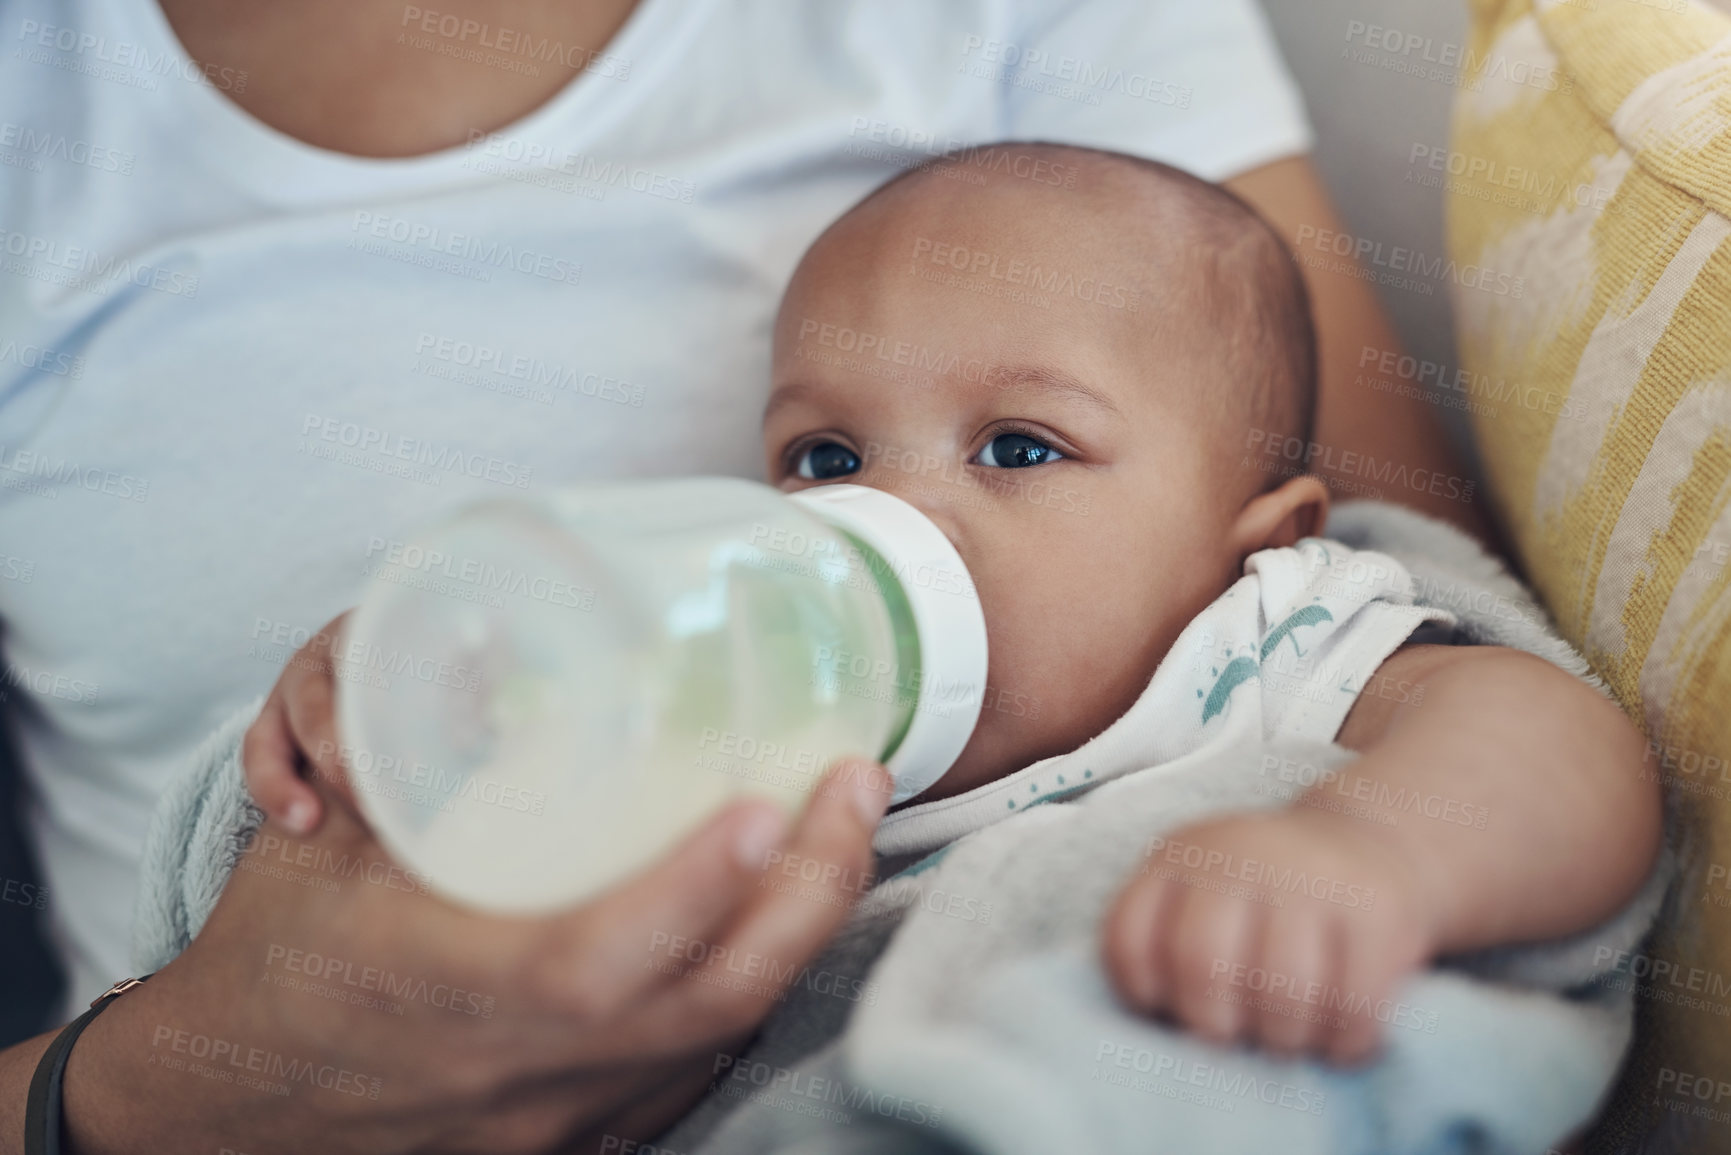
[0,970,252,1155]
[1307,647,1661,954]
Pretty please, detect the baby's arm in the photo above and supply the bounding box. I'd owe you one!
[1103,643,1662,1064]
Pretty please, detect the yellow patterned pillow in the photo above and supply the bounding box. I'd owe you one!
[1449,0,1731,1142]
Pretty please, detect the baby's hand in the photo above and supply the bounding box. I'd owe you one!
[1104,808,1438,1064]
[242,612,357,836]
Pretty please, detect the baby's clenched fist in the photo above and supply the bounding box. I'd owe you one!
[1103,807,1440,1064]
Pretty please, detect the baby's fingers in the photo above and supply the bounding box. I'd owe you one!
[280,653,358,818]
[1324,918,1409,1067]
[241,688,325,836]
[1247,906,1333,1057]
[1166,887,1260,1045]
[1103,870,1180,1011]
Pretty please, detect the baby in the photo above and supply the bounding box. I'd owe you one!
[757,142,1662,1062]
[246,143,1662,1069]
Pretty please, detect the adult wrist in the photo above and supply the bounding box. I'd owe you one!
[26,978,150,1155]
[53,969,240,1155]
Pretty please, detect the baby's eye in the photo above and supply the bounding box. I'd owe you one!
[975,432,1063,469]
[794,440,862,480]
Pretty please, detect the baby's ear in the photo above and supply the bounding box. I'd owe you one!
[1228,474,1330,558]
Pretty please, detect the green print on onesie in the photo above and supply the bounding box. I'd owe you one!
[1261,604,1334,661]
[1198,602,1336,724]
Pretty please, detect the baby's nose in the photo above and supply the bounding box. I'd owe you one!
[855,470,970,556]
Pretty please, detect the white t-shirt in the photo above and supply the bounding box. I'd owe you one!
[0,0,1312,1010]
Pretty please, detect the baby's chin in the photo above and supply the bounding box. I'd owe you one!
[899,652,1167,807]
[900,709,1067,806]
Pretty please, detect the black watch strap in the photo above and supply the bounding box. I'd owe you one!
[24,975,150,1155]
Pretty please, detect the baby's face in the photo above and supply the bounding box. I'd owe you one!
[764,173,1262,799]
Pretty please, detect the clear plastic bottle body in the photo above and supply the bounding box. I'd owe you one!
[338,478,921,913]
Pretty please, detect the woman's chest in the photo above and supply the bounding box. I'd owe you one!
[153,0,644,157]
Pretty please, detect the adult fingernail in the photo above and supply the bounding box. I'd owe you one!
[843,763,893,827]
[733,805,788,871]
[284,799,315,836]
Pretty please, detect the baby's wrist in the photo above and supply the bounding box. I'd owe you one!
[1284,793,1457,952]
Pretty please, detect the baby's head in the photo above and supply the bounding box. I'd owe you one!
[765,143,1328,799]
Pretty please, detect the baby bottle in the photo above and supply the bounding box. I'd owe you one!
[335,478,988,913]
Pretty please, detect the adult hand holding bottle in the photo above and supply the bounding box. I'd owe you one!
[0,612,894,1155]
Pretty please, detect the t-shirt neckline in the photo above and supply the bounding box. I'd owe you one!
[118,0,690,202]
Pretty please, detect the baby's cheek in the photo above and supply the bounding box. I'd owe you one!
[970,576,1063,724]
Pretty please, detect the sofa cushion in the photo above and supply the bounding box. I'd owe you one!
[1448,0,1731,1146]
